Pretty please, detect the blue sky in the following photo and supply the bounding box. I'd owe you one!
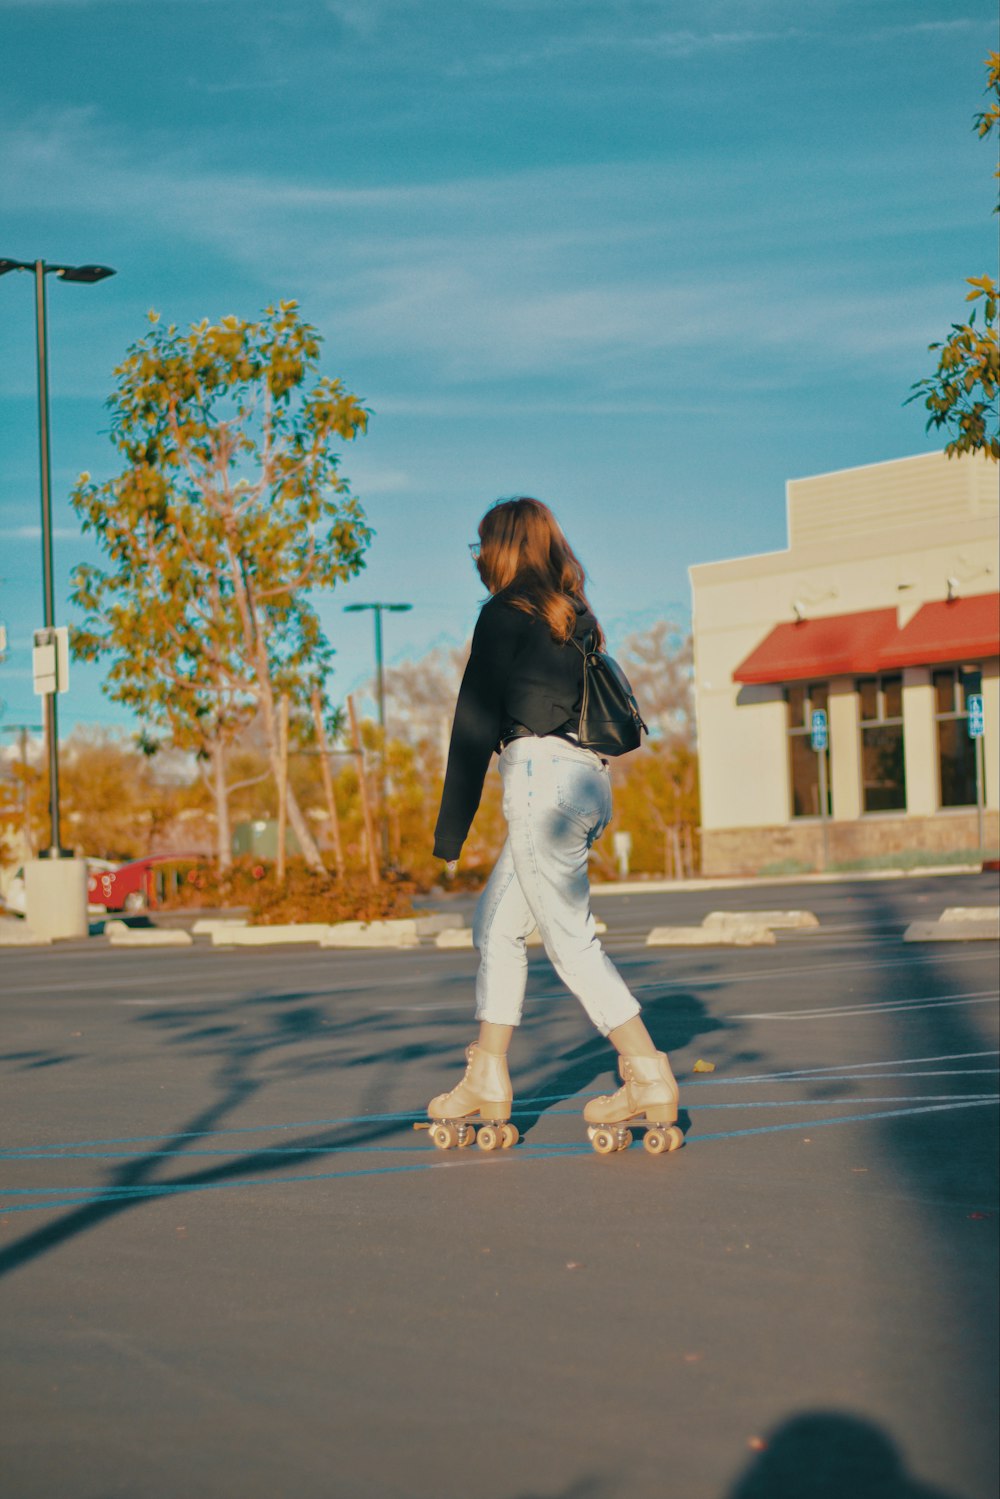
[0,0,995,737]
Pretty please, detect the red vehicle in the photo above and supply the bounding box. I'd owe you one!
[88,854,206,913]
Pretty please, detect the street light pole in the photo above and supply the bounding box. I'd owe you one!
[1,256,116,857]
[344,601,413,865]
[33,261,62,854]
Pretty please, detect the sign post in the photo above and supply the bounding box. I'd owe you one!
[967,693,985,859]
[811,709,829,871]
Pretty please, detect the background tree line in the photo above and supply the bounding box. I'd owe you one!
[0,617,699,888]
[0,297,699,895]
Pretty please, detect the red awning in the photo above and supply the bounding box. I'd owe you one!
[733,608,901,685]
[879,593,1000,669]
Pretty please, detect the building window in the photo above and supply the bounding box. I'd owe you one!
[934,666,981,807]
[857,674,905,812]
[786,682,831,817]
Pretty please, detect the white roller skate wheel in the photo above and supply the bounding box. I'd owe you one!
[431,1123,457,1150]
[591,1128,616,1155]
[500,1123,519,1149]
[617,1129,633,1151]
[477,1125,500,1152]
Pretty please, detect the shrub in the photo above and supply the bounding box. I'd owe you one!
[161,856,417,924]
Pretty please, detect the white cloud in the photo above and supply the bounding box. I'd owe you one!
[447,24,801,76]
[0,525,80,541]
[344,466,414,495]
[0,100,976,395]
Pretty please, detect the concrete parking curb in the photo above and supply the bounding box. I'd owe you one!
[647,923,776,947]
[645,910,816,947]
[435,928,475,949]
[213,923,334,947]
[0,921,52,946]
[703,909,819,932]
[434,921,607,951]
[904,906,999,942]
[320,920,420,949]
[106,922,193,947]
[591,864,986,895]
[208,917,440,948]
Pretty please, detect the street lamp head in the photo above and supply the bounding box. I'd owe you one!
[343,602,413,613]
[52,264,117,283]
[0,259,116,282]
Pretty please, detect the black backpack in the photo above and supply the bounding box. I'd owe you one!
[571,632,648,756]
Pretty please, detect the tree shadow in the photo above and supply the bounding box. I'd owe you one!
[726,1410,964,1499]
[0,980,466,1282]
[511,958,735,1136]
[859,877,999,1495]
[505,1480,612,1499]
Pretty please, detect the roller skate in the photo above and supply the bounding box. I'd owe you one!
[584,1052,683,1157]
[416,1044,519,1153]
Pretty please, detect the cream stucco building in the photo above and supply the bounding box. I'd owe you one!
[690,452,999,875]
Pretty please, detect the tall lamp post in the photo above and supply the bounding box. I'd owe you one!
[344,601,413,863]
[0,257,116,856]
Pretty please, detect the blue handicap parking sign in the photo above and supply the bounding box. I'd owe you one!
[810,709,828,751]
[967,694,984,738]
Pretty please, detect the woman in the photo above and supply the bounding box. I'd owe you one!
[427,496,680,1152]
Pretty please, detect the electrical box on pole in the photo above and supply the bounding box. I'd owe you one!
[32,625,69,695]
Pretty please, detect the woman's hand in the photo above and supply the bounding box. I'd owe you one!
[444,860,458,879]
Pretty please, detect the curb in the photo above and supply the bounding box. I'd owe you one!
[106,922,194,948]
[213,923,336,947]
[321,920,420,949]
[703,909,818,932]
[210,917,456,948]
[645,909,819,948]
[904,906,999,943]
[647,924,776,948]
[435,922,606,951]
[0,922,52,947]
[590,864,988,895]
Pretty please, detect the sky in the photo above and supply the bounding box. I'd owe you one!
[0,0,996,741]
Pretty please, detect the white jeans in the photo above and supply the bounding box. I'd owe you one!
[473,736,641,1036]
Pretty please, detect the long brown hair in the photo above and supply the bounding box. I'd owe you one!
[475,496,602,644]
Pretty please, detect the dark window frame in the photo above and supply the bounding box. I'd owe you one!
[933,664,982,809]
[857,673,906,814]
[786,681,832,819]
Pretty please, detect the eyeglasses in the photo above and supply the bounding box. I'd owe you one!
[468,542,482,560]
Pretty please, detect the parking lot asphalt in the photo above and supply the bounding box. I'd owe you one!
[1,871,998,1499]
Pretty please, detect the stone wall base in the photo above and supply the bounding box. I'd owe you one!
[701,811,1000,877]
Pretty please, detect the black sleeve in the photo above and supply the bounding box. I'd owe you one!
[433,601,521,861]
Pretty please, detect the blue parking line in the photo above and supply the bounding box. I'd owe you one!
[1,1050,997,1156]
[1,1096,995,1216]
[2,1095,995,1162]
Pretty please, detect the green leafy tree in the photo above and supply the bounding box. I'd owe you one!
[614,621,699,877]
[908,53,999,460]
[71,303,372,869]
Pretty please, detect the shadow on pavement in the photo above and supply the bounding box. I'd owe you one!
[512,967,732,1137]
[726,1410,963,1499]
[0,945,734,1279]
[505,1482,611,1499]
[0,980,471,1281]
[864,879,999,1497]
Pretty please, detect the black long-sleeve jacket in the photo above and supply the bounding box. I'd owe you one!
[433,588,597,861]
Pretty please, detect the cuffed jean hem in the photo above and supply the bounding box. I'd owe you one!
[472,736,642,1036]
